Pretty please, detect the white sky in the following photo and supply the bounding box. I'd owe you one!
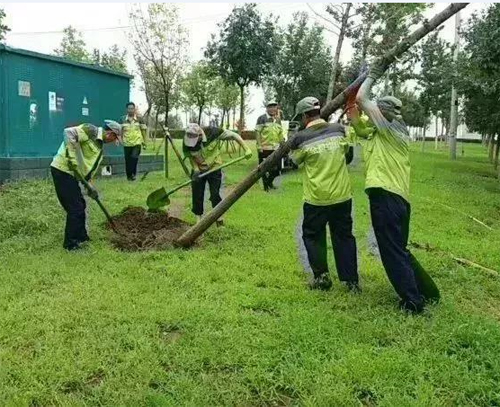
[2,2,488,127]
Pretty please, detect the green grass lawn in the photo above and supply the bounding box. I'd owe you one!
[1,142,500,406]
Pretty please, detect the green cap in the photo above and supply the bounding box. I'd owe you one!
[295,96,320,116]
[266,100,278,107]
[377,96,402,113]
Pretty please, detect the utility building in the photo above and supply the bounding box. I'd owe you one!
[0,45,160,183]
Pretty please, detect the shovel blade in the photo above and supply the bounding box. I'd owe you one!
[146,187,170,211]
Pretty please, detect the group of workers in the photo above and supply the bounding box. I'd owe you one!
[50,65,436,314]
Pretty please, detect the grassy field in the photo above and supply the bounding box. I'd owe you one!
[0,142,499,406]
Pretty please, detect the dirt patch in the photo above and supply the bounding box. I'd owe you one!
[107,206,191,251]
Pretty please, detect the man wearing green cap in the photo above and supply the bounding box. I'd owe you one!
[50,120,121,250]
[255,101,285,191]
[351,65,436,313]
[291,96,359,292]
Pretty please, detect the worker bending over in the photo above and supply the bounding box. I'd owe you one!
[351,65,439,313]
[255,101,285,191]
[50,121,121,251]
[183,124,252,225]
[291,97,359,292]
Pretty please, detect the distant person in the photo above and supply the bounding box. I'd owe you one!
[182,124,252,225]
[121,102,147,181]
[291,97,359,292]
[255,101,285,191]
[50,121,121,251]
[351,65,439,313]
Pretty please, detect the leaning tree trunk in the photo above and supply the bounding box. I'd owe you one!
[176,3,469,248]
[327,3,351,101]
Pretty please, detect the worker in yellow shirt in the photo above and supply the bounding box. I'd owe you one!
[121,102,147,181]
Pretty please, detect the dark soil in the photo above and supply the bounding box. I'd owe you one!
[107,206,191,251]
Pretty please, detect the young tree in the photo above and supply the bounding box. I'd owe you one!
[182,61,217,124]
[93,44,128,73]
[54,26,90,63]
[130,3,188,125]
[205,3,278,130]
[215,80,240,128]
[264,12,332,119]
[0,8,10,42]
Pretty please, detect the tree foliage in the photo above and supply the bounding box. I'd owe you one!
[264,12,332,118]
[205,3,278,129]
[182,61,218,124]
[54,26,90,63]
[0,8,10,42]
[92,44,128,74]
[130,3,188,123]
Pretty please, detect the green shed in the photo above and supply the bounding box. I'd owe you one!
[0,45,161,183]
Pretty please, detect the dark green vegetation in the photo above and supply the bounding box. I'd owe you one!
[0,142,499,406]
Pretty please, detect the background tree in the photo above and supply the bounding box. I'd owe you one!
[205,3,278,130]
[215,80,240,128]
[182,61,217,124]
[54,26,90,63]
[130,3,188,126]
[417,32,454,147]
[264,12,332,119]
[0,8,10,42]
[92,44,128,74]
[459,4,500,172]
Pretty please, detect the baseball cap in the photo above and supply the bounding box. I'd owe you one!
[377,96,402,113]
[103,120,122,139]
[295,97,321,116]
[266,100,278,107]
[184,123,204,147]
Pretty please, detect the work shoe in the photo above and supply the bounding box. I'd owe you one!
[399,298,425,315]
[344,281,362,294]
[310,273,333,291]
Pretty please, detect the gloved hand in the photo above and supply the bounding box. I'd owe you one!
[244,149,253,159]
[87,184,99,200]
[191,171,201,182]
[369,63,385,80]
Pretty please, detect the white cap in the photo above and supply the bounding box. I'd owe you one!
[184,123,204,147]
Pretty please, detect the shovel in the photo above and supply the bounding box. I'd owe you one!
[79,177,119,233]
[146,155,248,211]
[163,126,191,177]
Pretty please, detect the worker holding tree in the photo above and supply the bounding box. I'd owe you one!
[121,102,147,181]
[290,97,359,292]
[183,124,252,225]
[255,101,285,191]
[50,121,122,251]
[349,65,439,314]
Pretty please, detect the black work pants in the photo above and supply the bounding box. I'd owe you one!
[302,200,358,282]
[368,188,423,307]
[258,150,281,189]
[51,166,89,250]
[124,145,141,180]
[191,170,223,216]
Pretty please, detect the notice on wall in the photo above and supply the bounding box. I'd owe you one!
[18,81,31,97]
[83,96,88,105]
[56,97,64,112]
[29,101,38,128]
[82,107,89,116]
[49,91,57,111]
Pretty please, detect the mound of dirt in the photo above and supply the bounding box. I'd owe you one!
[108,206,191,251]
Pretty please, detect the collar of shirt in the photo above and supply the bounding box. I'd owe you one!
[306,118,326,129]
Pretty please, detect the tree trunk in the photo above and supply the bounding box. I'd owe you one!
[221,110,226,128]
[435,114,439,150]
[494,134,500,170]
[198,105,203,125]
[421,126,426,152]
[238,85,245,132]
[177,3,468,248]
[489,134,495,163]
[327,3,351,101]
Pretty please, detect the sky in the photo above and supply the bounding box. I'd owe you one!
[2,2,488,127]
